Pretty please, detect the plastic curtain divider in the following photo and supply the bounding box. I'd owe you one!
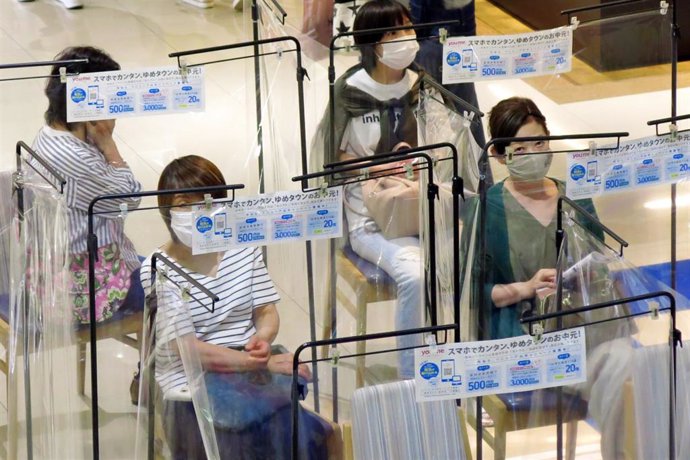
[289,323,458,460]
[551,201,629,460]
[475,131,628,460]
[519,289,682,460]
[166,35,328,415]
[563,0,683,294]
[86,184,243,459]
[13,141,67,460]
[144,252,220,460]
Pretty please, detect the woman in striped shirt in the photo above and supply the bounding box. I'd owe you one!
[141,156,328,459]
[32,46,143,324]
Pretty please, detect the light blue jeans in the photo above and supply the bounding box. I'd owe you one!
[349,226,423,379]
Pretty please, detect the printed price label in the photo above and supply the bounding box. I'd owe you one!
[67,66,205,122]
[567,133,690,199]
[415,328,587,402]
[443,27,573,84]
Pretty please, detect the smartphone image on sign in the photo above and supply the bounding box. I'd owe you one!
[88,85,99,105]
[214,213,227,235]
[587,160,598,182]
[441,359,455,382]
[461,49,473,68]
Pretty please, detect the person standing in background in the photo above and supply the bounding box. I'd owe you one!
[408,0,487,148]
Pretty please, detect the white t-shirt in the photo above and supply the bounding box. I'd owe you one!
[339,68,417,232]
[140,247,280,394]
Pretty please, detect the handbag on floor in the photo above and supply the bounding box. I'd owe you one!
[362,176,420,239]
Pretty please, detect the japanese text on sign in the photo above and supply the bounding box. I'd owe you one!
[566,132,690,200]
[66,66,205,122]
[414,328,587,402]
[442,27,573,84]
[190,187,343,255]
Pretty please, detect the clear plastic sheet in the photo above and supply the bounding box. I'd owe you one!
[525,7,673,101]
[7,167,86,459]
[417,84,482,330]
[134,273,219,459]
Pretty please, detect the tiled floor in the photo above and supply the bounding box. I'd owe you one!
[0,0,689,458]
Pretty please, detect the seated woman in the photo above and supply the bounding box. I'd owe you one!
[475,97,635,459]
[32,46,143,325]
[479,97,602,339]
[140,155,330,460]
[320,0,426,379]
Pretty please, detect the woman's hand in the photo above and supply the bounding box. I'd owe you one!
[243,335,271,370]
[526,268,557,299]
[267,353,313,382]
[491,268,557,308]
[86,120,125,166]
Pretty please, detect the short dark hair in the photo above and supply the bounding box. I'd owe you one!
[45,46,120,128]
[353,0,412,72]
[157,155,228,239]
[488,97,549,155]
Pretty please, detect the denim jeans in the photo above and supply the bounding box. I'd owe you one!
[349,226,423,378]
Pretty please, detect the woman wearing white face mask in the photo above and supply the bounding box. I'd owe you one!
[479,97,601,340]
[139,156,331,459]
[313,0,428,379]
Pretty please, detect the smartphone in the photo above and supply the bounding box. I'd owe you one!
[441,359,455,382]
[462,49,473,68]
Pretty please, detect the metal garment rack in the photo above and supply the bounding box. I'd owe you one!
[86,184,243,459]
[12,141,67,460]
[293,146,459,424]
[474,131,628,460]
[520,289,681,460]
[289,322,458,460]
[146,251,220,460]
[167,32,329,412]
[562,0,685,300]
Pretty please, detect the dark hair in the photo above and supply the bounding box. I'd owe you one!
[353,0,412,72]
[157,155,228,240]
[488,97,549,155]
[44,46,121,129]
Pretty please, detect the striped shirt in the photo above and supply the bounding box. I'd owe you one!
[31,125,142,269]
[140,247,281,394]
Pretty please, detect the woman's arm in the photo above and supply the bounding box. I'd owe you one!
[252,303,279,343]
[192,338,268,373]
[491,268,556,308]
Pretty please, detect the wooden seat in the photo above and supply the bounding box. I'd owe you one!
[322,246,396,387]
[468,390,587,460]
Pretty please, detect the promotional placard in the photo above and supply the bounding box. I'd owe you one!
[566,132,690,200]
[414,328,587,402]
[66,66,205,122]
[189,188,343,255]
[442,27,573,84]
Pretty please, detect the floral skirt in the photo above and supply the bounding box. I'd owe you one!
[69,243,132,324]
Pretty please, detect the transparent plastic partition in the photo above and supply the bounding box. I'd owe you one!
[526,5,673,101]
[7,167,88,459]
[298,333,470,460]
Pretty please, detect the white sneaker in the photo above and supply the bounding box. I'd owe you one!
[182,0,214,8]
[59,0,83,9]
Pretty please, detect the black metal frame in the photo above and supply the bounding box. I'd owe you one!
[86,184,243,459]
[290,323,458,460]
[12,142,67,460]
[0,58,88,82]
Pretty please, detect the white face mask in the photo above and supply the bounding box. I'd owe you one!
[506,153,553,182]
[170,210,194,247]
[377,36,420,70]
